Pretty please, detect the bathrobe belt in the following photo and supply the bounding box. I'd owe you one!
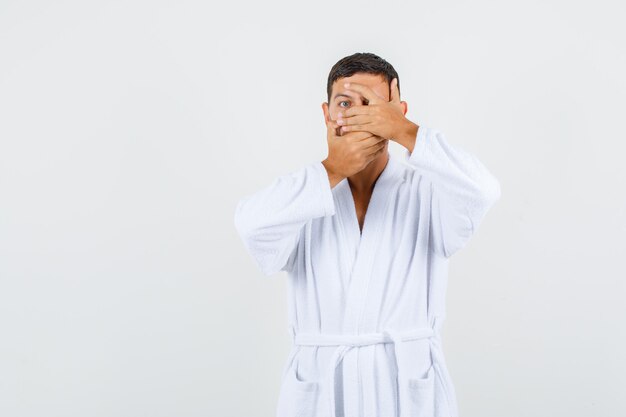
[292,326,436,417]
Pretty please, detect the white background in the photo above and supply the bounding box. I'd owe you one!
[1,1,625,416]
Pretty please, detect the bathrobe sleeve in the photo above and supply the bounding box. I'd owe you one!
[406,126,501,258]
[233,161,336,276]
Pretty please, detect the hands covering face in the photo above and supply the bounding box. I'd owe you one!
[322,77,415,179]
[335,78,409,142]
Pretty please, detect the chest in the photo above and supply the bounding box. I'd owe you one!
[351,190,373,233]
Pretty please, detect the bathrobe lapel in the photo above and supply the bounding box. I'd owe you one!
[334,153,403,417]
[339,153,402,333]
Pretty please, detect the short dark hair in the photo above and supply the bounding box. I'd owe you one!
[326,52,400,103]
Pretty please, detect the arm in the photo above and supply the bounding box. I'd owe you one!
[400,123,502,258]
[233,161,336,276]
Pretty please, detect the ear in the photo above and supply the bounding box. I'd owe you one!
[400,101,408,116]
[322,102,330,122]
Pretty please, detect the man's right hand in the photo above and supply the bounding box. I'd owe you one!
[322,113,388,188]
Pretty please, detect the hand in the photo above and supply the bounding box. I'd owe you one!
[322,112,388,186]
[336,78,415,144]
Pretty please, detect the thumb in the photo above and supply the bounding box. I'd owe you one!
[326,114,339,139]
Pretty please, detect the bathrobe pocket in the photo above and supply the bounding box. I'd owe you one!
[276,362,320,417]
[407,364,435,416]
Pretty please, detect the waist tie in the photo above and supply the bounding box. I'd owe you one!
[293,327,435,417]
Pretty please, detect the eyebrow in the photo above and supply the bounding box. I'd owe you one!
[332,93,355,101]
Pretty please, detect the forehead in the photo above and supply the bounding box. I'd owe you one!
[331,73,389,101]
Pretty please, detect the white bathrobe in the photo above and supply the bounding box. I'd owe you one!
[234,125,501,417]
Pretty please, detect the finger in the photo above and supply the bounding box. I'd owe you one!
[337,114,370,127]
[351,134,386,149]
[339,105,372,119]
[344,130,378,143]
[343,82,384,105]
[326,116,340,139]
[364,141,388,164]
[390,77,400,103]
[362,135,388,148]
[325,112,332,128]
[339,121,373,134]
[325,114,334,135]
[365,139,388,158]
[326,122,342,140]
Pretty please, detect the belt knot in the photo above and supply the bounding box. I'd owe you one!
[293,326,435,417]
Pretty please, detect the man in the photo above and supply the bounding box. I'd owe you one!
[233,52,501,417]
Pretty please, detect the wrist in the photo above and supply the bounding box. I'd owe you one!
[322,159,346,188]
[395,120,419,153]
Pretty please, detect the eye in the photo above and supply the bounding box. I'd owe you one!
[338,100,350,108]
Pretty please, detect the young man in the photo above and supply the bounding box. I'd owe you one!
[234,52,501,417]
